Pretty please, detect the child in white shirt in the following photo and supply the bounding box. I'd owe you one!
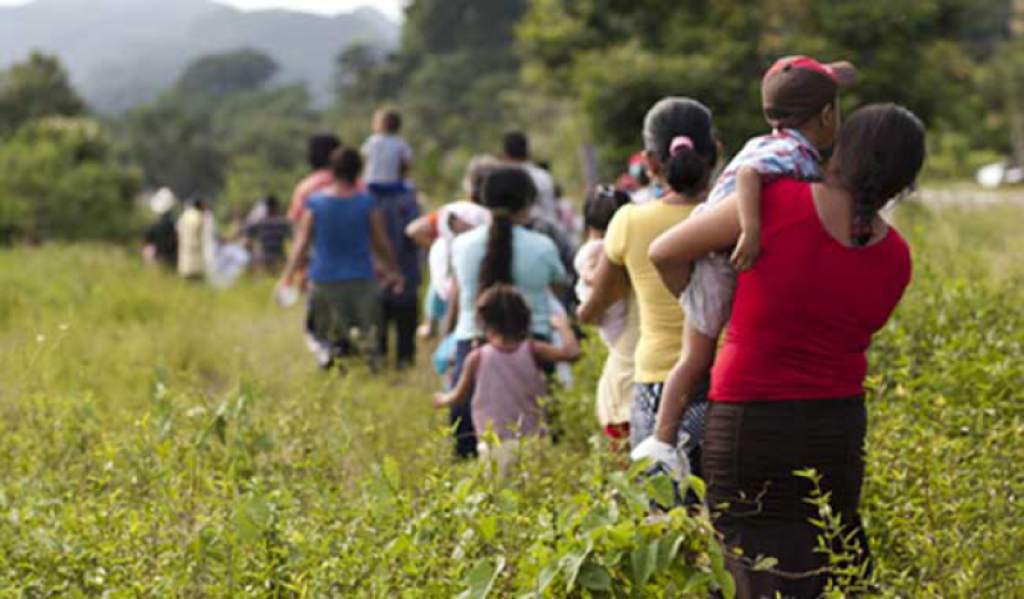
[574,185,635,445]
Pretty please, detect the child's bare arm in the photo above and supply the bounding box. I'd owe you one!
[532,316,581,363]
[433,349,480,408]
[654,321,717,444]
[730,165,763,271]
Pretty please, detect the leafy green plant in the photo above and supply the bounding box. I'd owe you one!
[0,199,1021,596]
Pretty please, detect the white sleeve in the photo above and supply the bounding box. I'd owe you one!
[428,239,451,301]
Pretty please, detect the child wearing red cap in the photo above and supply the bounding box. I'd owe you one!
[642,56,857,456]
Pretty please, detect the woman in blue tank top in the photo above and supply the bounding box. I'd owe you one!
[280,147,404,370]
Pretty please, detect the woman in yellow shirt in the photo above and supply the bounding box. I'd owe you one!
[578,97,718,472]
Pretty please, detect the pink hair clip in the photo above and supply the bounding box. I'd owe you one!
[670,136,694,156]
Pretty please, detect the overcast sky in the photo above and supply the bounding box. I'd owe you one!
[0,0,406,21]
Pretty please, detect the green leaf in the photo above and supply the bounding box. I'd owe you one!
[577,561,612,591]
[457,556,505,599]
[656,533,685,570]
[646,474,676,508]
[233,495,271,543]
[681,571,713,594]
[709,541,736,599]
[687,474,706,501]
[578,505,613,533]
[630,541,659,588]
[751,555,778,572]
[252,432,274,453]
[536,562,559,593]
[562,542,593,592]
[478,514,498,542]
[382,456,401,489]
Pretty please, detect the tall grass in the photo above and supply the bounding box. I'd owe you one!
[0,200,1021,596]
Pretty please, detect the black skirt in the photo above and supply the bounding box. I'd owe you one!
[702,396,871,598]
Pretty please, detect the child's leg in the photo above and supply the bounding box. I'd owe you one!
[654,321,716,445]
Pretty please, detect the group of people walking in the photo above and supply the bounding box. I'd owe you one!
[143,188,291,284]
[151,53,927,597]
[279,110,422,370]
[578,56,922,596]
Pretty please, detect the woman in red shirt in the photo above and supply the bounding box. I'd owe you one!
[649,104,925,597]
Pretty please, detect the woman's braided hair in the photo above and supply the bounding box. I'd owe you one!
[851,162,881,247]
[478,166,536,293]
[827,104,925,246]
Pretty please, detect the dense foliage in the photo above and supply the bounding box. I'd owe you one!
[0,117,140,243]
[0,54,141,243]
[0,201,1021,595]
[0,51,85,137]
[119,50,318,206]
[517,0,1012,176]
[332,0,1024,193]
[3,2,1024,241]
[333,0,530,195]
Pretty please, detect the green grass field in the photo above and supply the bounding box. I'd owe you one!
[1,200,1022,597]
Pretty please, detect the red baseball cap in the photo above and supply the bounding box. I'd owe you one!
[762,55,858,128]
[764,55,857,87]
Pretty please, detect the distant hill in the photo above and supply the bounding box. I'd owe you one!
[0,0,400,112]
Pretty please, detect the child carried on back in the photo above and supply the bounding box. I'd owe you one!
[433,284,580,469]
[361,107,413,194]
[634,55,858,473]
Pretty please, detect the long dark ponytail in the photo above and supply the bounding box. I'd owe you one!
[642,97,718,196]
[827,104,925,246]
[478,167,536,293]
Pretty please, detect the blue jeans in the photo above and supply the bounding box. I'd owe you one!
[449,339,478,458]
[630,378,709,474]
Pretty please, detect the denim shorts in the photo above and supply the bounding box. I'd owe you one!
[629,379,709,456]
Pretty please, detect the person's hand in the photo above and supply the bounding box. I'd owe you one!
[630,435,691,482]
[575,304,590,324]
[432,392,450,409]
[730,228,761,271]
[391,274,406,295]
[550,314,569,330]
[273,279,299,308]
[381,271,405,295]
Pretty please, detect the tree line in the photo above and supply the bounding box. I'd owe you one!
[1,0,1023,243]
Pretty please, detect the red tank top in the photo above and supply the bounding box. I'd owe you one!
[710,179,912,402]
